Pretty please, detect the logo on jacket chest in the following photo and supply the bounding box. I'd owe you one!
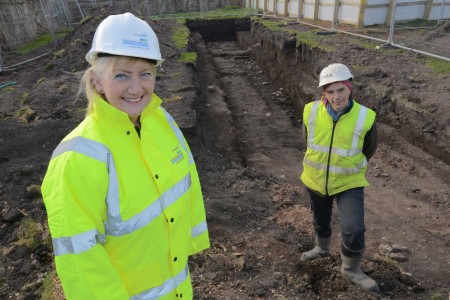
[170,146,185,164]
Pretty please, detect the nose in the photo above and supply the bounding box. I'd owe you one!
[329,91,338,100]
[128,77,144,95]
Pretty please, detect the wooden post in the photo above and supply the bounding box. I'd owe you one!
[298,0,303,20]
[385,0,394,26]
[274,0,277,16]
[424,0,433,20]
[314,0,319,21]
[0,53,4,72]
[264,0,267,13]
[284,0,289,17]
[358,0,367,28]
[333,0,340,28]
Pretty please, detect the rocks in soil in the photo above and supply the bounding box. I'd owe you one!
[379,243,410,261]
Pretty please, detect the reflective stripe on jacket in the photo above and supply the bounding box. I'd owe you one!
[41,94,210,299]
[300,100,376,196]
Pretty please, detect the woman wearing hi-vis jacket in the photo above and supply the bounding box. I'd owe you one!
[41,13,210,299]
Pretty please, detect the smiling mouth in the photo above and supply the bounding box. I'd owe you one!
[123,96,142,103]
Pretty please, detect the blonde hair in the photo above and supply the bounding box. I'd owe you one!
[77,56,157,116]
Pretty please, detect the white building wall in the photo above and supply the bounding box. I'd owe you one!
[395,4,426,21]
[429,0,450,20]
[276,0,285,15]
[245,0,450,26]
[339,3,360,25]
[256,0,264,10]
[303,1,316,19]
[288,0,300,18]
[318,5,334,22]
[267,0,274,13]
[364,7,389,25]
[367,0,389,5]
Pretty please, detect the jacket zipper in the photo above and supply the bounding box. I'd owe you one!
[325,121,337,195]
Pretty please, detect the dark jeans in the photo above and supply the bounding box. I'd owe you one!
[306,187,366,257]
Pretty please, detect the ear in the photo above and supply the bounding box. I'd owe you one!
[92,76,103,93]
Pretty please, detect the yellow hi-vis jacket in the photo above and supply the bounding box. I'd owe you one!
[300,100,376,196]
[41,94,210,299]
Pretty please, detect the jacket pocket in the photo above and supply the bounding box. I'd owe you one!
[120,261,163,295]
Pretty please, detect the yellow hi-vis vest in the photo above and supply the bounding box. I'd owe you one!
[41,94,210,299]
[300,100,376,196]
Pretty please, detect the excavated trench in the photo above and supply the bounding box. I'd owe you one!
[185,18,449,166]
[180,19,450,298]
[187,19,304,181]
[181,19,450,298]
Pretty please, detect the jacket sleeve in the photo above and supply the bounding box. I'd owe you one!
[188,159,210,255]
[302,122,308,147]
[41,152,129,299]
[363,122,378,161]
[181,137,210,256]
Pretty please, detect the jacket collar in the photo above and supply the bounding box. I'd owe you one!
[92,93,162,126]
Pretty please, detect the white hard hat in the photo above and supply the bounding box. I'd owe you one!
[318,63,353,88]
[85,13,164,66]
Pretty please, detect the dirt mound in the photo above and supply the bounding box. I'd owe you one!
[421,20,450,42]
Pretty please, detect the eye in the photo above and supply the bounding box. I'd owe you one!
[141,72,153,79]
[114,73,128,80]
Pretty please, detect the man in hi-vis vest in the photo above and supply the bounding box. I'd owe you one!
[41,13,210,299]
[300,63,379,292]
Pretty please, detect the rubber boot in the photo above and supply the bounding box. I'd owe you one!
[300,235,331,261]
[340,252,380,293]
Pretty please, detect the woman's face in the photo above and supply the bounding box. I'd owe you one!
[94,57,156,124]
[323,82,351,114]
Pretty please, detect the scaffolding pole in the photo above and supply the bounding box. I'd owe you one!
[387,0,398,45]
[75,0,84,19]
[0,53,4,72]
[60,0,72,27]
[39,0,58,45]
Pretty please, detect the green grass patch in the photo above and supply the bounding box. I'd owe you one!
[40,273,54,300]
[348,37,379,50]
[172,71,183,77]
[150,5,251,20]
[164,94,183,103]
[178,52,197,65]
[395,18,439,28]
[2,86,16,91]
[294,30,334,52]
[15,105,35,123]
[172,25,190,49]
[257,18,286,31]
[254,17,334,51]
[428,57,450,74]
[430,292,443,300]
[15,217,44,250]
[18,92,30,107]
[76,107,87,115]
[41,271,61,300]
[80,15,93,25]
[15,27,72,55]
[53,49,66,60]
